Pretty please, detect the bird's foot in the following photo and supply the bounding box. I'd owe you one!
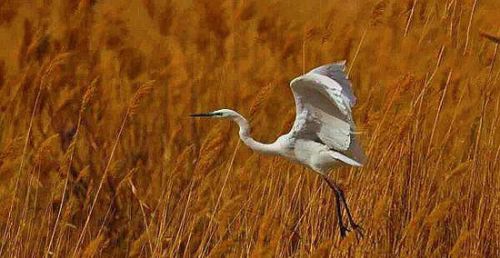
[339,225,350,238]
[350,223,365,240]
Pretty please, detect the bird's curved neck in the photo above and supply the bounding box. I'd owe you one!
[232,113,279,155]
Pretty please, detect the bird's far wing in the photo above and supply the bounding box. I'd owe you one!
[289,72,365,164]
[308,61,357,107]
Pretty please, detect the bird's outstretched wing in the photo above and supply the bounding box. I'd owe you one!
[289,61,365,164]
[309,61,356,107]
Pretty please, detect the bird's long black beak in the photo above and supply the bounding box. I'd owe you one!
[190,112,214,117]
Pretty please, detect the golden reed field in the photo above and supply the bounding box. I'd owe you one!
[0,0,499,257]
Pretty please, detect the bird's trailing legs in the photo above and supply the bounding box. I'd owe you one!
[322,175,364,239]
[333,182,349,238]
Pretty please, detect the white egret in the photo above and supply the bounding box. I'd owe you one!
[191,61,365,238]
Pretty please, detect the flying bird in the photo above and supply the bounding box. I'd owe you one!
[191,61,365,238]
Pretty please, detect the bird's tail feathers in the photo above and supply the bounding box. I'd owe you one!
[329,151,363,167]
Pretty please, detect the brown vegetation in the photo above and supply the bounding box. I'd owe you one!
[0,0,499,257]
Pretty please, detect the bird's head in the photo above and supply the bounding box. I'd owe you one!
[190,109,239,119]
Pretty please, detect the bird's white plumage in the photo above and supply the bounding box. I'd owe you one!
[308,60,357,107]
[289,74,351,150]
[286,61,365,170]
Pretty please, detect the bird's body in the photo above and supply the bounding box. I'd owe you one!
[192,61,365,238]
[229,112,343,173]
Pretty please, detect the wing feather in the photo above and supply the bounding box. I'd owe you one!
[309,60,357,107]
[289,63,365,164]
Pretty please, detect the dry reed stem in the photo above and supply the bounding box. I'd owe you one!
[1,53,69,255]
[201,141,240,256]
[72,80,154,256]
[45,77,98,257]
[464,0,478,54]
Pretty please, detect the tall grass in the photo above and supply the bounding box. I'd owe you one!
[0,0,499,257]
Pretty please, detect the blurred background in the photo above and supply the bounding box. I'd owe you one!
[0,0,499,256]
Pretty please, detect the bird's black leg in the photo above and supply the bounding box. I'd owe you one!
[322,175,364,239]
[334,187,349,238]
[322,175,349,238]
[337,187,364,239]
